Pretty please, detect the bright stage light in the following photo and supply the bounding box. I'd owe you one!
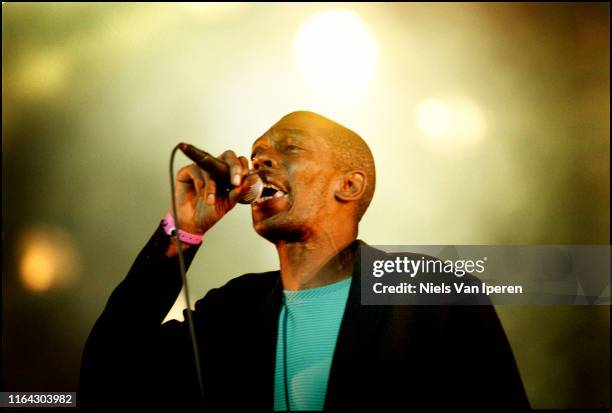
[293,9,379,92]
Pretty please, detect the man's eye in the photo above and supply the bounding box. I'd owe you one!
[286,144,301,151]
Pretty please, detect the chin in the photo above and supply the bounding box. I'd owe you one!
[253,214,309,243]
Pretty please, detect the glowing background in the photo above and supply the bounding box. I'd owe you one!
[2,3,609,408]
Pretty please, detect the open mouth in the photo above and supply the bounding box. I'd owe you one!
[253,182,288,205]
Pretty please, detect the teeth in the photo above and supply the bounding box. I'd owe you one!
[254,189,287,204]
[264,183,281,191]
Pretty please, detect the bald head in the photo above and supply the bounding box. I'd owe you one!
[276,111,376,222]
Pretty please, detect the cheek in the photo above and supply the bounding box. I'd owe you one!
[290,169,335,208]
[286,157,333,185]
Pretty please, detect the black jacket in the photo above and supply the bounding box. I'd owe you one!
[80,224,530,411]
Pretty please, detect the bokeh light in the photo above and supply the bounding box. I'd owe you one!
[416,98,455,138]
[293,9,378,93]
[13,50,70,100]
[416,97,487,143]
[18,226,81,293]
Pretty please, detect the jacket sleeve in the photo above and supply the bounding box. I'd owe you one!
[79,223,203,411]
[447,302,531,409]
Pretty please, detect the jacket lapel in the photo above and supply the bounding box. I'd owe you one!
[256,273,284,410]
[324,241,386,410]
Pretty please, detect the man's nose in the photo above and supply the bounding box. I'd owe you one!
[252,151,280,170]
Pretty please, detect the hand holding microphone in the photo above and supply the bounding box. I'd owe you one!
[167,143,263,237]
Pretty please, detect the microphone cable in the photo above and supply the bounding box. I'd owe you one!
[169,143,206,408]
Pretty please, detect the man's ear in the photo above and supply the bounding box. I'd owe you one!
[334,170,367,202]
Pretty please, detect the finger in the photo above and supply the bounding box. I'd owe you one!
[176,164,194,183]
[175,164,209,207]
[238,156,249,176]
[174,165,195,207]
[188,164,206,195]
[204,173,217,205]
[227,171,261,205]
[184,164,215,205]
[177,163,202,184]
[176,164,201,197]
[219,150,243,187]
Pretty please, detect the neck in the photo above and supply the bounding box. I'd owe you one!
[275,225,358,291]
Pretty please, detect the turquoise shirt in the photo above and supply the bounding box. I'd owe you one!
[273,277,352,411]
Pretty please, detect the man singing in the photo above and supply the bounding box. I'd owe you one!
[80,111,529,411]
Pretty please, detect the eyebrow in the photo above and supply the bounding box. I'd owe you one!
[250,128,312,159]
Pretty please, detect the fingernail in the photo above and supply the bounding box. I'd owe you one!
[233,174,241,186]
[207,193,215,204]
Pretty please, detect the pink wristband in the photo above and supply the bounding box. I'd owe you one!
[162,212,203,245]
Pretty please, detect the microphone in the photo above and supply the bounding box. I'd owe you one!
[179,142,263,204]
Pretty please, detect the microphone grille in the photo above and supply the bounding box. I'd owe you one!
[238,174,264,204]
